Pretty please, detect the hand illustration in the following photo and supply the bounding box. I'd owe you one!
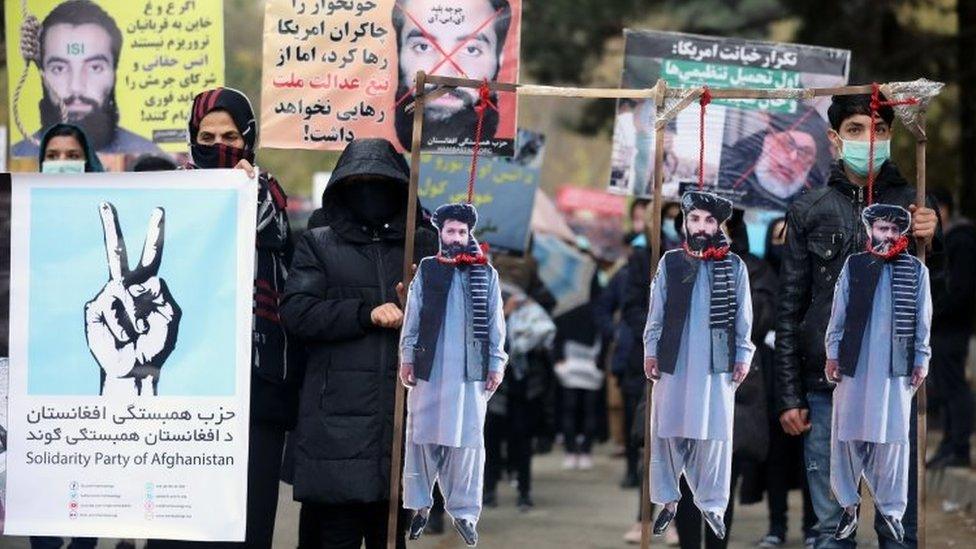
[84,203,181,397]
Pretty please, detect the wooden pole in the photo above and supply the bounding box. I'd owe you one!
[914,111,928,548]
[640,79,668,549]
[387,70,427,549]
[420,73,876,101]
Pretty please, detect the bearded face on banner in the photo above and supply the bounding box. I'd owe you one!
[862,203,911,255]
[680,191,733,254]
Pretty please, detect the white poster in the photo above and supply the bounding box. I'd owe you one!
[2,169,256,541]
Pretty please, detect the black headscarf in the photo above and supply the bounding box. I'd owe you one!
[187,87,257,168]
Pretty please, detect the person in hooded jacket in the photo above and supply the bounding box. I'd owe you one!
[280,138,438,549]
[147,87,300,549]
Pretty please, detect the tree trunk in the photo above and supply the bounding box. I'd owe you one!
[959,0,976,216]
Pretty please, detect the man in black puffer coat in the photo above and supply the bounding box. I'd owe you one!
[281,138,437,549]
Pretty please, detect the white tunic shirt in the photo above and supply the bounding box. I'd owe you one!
[643,255,755,441]
[401,267,507,448]
[826,259,932,444]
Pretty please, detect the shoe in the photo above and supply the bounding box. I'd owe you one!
[702,510,726,539]
[623,522,642,544]
[408,509,430,540]
[562,454,579,470]
[803,535,816,549]
[834,506,858,540]
[653,506,676,535]
[427,509,445,535]
[578,454,594,470]
[453,518,479,546]
[880,513,905,543]
[620,471,640,489]
[517,494,534,512]
[757,534,785,547]
[483,490,497,508]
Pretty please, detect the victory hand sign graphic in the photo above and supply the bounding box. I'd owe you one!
[84,203,181,397]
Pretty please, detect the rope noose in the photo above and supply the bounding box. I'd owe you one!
[866,82,919,204]
[466,81,494,204]
[697,86,712,190]
[13,0,39,146]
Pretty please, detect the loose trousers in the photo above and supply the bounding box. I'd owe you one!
[403,443,485,523]
[649,436,731,515]
[831,439,910,517]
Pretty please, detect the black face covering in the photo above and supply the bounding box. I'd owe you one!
[337,179,406,226]
[190,143,254,169]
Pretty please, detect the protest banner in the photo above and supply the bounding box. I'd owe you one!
[608,30,850,211]
[418,129,542,253]
[531,232,596,318]
[556,186,628,261]
[5,0,225,157]
[260,0,521,155]
[0,169,255,541]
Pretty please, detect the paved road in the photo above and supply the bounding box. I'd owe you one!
[2,444,974,548]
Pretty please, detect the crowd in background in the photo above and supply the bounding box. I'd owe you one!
[18,85,976,549]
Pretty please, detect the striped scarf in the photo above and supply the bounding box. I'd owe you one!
[468,239,490,342]
[709,255,737,330]
[891,253,918,338]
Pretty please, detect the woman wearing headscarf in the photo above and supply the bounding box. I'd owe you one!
[37,123,104,174]
[28,124,102,549]
[147,87,301,549]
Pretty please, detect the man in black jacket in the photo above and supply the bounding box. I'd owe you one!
[928,188,975,468]
[280,138,437,549]
[774,93,942,548]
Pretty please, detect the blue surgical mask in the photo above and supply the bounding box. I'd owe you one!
[841,139,890,177]
[42,160,86,174]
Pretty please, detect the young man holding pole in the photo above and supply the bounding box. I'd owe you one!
[774,93,942,548]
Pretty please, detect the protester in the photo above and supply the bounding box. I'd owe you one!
[37,123,104,173]
[553,274,603,471]
[759,217,816,548]
[597,198,650,490]
[145,87,300,549]
[928,187,976,468]
[774,92,942,548]
[29,121,102,549]
[485,281,556,511]
[132,154,177,172]
[280,138,437,548]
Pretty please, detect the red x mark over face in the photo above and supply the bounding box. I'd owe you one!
[394,0,506,109]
